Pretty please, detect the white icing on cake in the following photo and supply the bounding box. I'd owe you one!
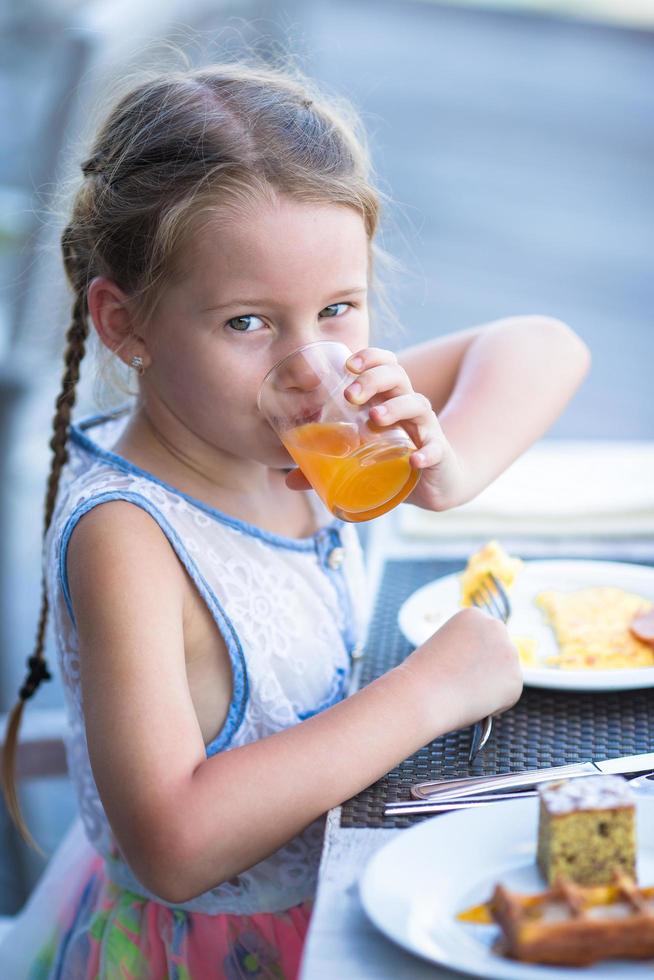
[539,775,635,814]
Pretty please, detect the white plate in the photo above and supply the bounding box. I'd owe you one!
[360,796,654,979]
[397,559,654,691]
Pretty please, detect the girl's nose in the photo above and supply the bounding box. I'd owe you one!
[276,356,323,393]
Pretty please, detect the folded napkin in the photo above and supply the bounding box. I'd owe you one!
[399,440,654,538]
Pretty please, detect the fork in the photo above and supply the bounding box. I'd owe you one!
[468,571,512,763]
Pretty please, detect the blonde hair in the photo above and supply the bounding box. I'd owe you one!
[1,60,384,845]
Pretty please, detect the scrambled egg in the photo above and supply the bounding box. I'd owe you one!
[460,540,523,607]
[536,587,654,670]
[511,635,539,667]
[459,541,654,671]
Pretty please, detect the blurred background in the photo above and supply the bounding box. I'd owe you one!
[0,0,653,914]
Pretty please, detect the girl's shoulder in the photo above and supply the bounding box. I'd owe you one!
[48,407,190,628]
[52,406,138,528]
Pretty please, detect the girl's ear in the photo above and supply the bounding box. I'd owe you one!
[87,277,150,369]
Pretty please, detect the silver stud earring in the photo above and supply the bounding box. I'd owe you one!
[130,355,145,376]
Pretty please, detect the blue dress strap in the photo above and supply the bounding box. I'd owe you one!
[57,489,249,753]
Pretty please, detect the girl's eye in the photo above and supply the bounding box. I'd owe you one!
[227,315,265,333]
[319,303,350,319]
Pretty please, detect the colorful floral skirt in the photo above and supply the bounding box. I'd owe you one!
[0,819,312,980]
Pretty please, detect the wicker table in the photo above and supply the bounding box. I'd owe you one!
[300,512,654,979]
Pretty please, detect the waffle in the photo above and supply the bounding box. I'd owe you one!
[491,875,654,966]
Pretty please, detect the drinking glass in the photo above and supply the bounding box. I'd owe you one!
[257,341,420,522]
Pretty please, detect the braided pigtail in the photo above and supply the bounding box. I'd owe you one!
[1,227,89,850]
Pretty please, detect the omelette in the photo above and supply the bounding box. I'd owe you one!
[458,542,654,671]
[536,587,654,670]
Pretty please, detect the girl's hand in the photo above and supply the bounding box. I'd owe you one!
[285,346,466,511]
[407,607,523,732]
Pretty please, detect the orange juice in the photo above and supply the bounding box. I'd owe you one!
[283,421,420,522]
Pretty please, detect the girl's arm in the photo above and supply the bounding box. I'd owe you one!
[68,501,521,904]
[397,315,591,505]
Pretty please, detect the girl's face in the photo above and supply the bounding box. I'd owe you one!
[142,195,371,468]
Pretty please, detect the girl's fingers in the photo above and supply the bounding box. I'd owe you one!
[346,348,398,374]
[410,439,445,469]
[370,392,444,467]
[343,349,445,472]
[370,391,435,428]
[345,362,410,404]
[285,468,312,491]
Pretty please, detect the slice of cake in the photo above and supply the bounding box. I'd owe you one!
[537,775,636,886]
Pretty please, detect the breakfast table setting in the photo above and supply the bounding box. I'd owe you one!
[300,438,654,979]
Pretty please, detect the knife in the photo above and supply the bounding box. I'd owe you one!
[410,751,654,803]
[385,790,536,816]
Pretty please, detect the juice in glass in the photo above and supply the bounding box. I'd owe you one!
[258,341,421,521]
[282,419,420,522]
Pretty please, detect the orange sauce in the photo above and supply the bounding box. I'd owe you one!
[457,902,494,924]
[283,421,419,522]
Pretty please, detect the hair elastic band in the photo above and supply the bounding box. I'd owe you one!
[19,656,52,701]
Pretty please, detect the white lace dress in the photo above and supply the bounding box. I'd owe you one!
[0,408,371,979]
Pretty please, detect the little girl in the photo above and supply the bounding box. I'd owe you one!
[1,61,589,978]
